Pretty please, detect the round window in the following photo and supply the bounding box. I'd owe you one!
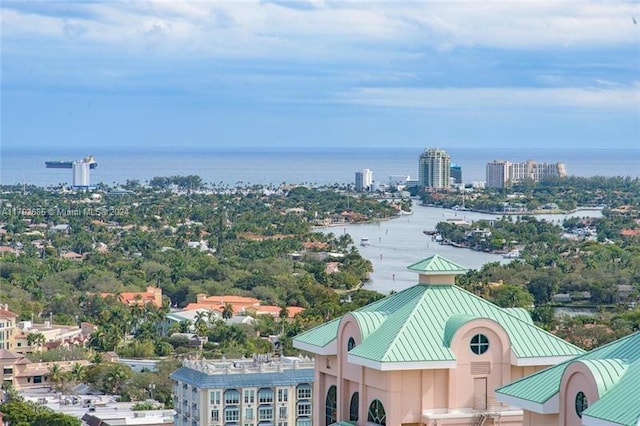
[470,334,489,355]
[575,391,588,418]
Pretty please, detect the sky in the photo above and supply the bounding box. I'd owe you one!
[1,0,639,150]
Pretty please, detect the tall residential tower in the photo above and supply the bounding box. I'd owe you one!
[419,148,451,188]
[355,168,373,192]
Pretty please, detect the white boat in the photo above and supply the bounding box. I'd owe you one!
[360,238,370,247]
[503,250,521,259]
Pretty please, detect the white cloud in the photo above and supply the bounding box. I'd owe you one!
[338,85,640,110]
[2,1,638,59]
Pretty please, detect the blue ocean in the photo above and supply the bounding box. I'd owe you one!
[1,146,638,187]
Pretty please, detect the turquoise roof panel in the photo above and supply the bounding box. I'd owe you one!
[583,361,640,426]
[350,311,388,340]
[443,314,481,347]
[406,254,468,275]
[293,317,340,348]
[497,331,640,411]
[295,279,583,364]
[503,308,533,325]
[579,359,628,396]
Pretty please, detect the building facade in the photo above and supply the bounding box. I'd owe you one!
[419,148,451,188]
[486,160,567,189]
[72,160,91,188]
[171,357,315,426]
[0,349,91,390]
[496,331,640,426]
[355,169,373,192]
[486,160,511,189]
[293,255,583,426]
[0,305,17,351]
[450,163,462,184]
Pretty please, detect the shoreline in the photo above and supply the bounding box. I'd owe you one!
[422,204,603,216]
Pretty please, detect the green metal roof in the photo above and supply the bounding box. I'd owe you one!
[582,361,640,426]
[497,331,640,425]
[406,254,468,275]
[294,317,340,348]
[443,314,481,347]
[351,311,388,340]
[579,359,628,396]
[503,308,533,325]
[294,281,583,365]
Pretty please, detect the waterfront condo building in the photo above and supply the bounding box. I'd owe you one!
[486,160,511,189]
[170,356,315,426]
[293,255,583,426]
[355,169,373,192]
[486,160,567,189]
[419,148,451,188]
[497,331,640,426]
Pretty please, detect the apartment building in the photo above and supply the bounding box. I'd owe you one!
[0,305,17,351]
[419,148,451,188]
[170,356,315,426]
[355,169,373,192]
[487,159,567,188]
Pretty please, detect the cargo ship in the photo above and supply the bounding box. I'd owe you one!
[45,155,97,169]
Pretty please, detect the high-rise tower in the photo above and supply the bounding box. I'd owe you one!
[355,168,373,192]
[486,160,511,189]
[418,148,451,188]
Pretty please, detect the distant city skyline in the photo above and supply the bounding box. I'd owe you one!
[2,1,639,151]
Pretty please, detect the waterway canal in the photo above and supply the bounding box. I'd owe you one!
[320,201,602,294]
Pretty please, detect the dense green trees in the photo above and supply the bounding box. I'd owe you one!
[0,400,81,426]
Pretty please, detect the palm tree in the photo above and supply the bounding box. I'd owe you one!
[206,309,218,325]
[27,332,46,353]
[69,363,85,387]
[222,303,234,321]
[48,363,66,392]
[194,311,209,337]
[278,305,289,322]
[177,319,193,333]
[105,365,130,394]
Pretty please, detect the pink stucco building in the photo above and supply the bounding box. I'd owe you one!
[293,255,583,426]
[496,331,640,426]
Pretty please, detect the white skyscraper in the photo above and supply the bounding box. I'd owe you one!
[72,160,91,188]
[355,168,373,191]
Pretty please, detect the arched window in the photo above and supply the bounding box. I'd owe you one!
[325,385,337,426]
[349,392,359,421]
[347,337,356,351]
[575,391,588,418]
[470,334,489,355]
[367,399,386,425]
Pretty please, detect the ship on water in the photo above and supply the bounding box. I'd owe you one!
[45,155,97,169]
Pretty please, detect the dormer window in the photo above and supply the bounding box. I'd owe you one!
[347,337,356,351]
[470,334,489,355]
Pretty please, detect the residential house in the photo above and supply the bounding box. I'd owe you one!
[0,349,90,390]
[99,286,164,308]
